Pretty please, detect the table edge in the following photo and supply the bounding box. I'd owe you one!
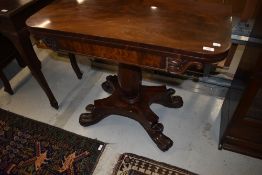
[27,26,230,63]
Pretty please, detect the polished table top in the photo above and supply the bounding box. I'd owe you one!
[26,0,231,60]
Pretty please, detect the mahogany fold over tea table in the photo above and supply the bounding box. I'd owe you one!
[26,0,231,151]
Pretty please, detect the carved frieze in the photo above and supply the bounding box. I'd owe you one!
[167,55,203,74]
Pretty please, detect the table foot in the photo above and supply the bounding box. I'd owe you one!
[150,88,183,108]
[79,104,110,126]
[101,75,117,94]
[80,74,182,151]
[50,101,59,109]
[148,123,173,151]
[0,70,14,95]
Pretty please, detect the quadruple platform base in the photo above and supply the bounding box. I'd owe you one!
[79,64,183,151]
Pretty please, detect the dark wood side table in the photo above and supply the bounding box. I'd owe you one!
[0,0,59,108]
[27,0,231,151]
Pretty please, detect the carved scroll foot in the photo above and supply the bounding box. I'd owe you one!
[139,109,173,151]
[79,104,110,126]
[151,88,183,108]
[79,113,105,127]
[148,124,173,151]
[101,75,118,94]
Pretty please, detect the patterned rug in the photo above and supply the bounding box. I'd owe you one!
[0,108,105,175]
[112,153,197,175]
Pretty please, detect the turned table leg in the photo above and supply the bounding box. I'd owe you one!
[9,31,58,109]
[0,70,14,95]
[68,53,83,79]
[80,64,183,151]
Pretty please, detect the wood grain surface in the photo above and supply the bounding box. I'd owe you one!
[26,0,232,59]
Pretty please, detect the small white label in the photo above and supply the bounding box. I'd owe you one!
[213,42,221,47]
[231,34,249,42]
[1,9,8,13]
[98,145,103,151]
[203,46,215,52]
[239,36,249,41]
[150,6,158,10]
